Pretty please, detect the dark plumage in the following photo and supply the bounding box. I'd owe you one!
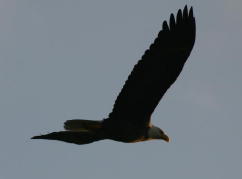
[32,6,196,145]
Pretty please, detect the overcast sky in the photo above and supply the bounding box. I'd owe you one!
[0,0,242,179]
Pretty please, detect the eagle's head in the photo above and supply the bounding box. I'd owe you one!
[148,125,169,142]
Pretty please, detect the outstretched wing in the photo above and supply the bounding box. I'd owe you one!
[107,6,196,125]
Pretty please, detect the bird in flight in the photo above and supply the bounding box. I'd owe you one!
[32,5,196,145]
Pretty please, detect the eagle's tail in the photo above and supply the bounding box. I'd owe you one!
[64,119,102,131]
[31,130,104,145]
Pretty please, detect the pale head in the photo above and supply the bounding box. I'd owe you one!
[148,125,169,142]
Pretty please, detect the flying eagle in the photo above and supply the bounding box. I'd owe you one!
[32,6,196,145]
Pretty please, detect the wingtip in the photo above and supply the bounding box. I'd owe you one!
[175,9,182,25]
[189,6,194,18]
[183,5,188,17]
[162,21,169,31]
[184,5,188,10]
[169,13,175,29]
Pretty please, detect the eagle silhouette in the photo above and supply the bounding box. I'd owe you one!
[32,5,196,145]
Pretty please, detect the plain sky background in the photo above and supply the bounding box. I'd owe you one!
[0,0,242,178]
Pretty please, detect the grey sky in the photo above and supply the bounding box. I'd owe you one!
[0,0,242,178]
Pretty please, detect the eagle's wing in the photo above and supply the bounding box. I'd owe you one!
[107,6,196,125]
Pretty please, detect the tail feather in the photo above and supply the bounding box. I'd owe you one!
[64,119,102,131]
[31,131,103,145]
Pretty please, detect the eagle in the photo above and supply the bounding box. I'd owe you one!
[32,6,196,145]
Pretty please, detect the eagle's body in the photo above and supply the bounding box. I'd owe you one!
[32,6,196,145]
[102,119,151,142]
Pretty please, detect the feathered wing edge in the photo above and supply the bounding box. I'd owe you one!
[107,6,196,125]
